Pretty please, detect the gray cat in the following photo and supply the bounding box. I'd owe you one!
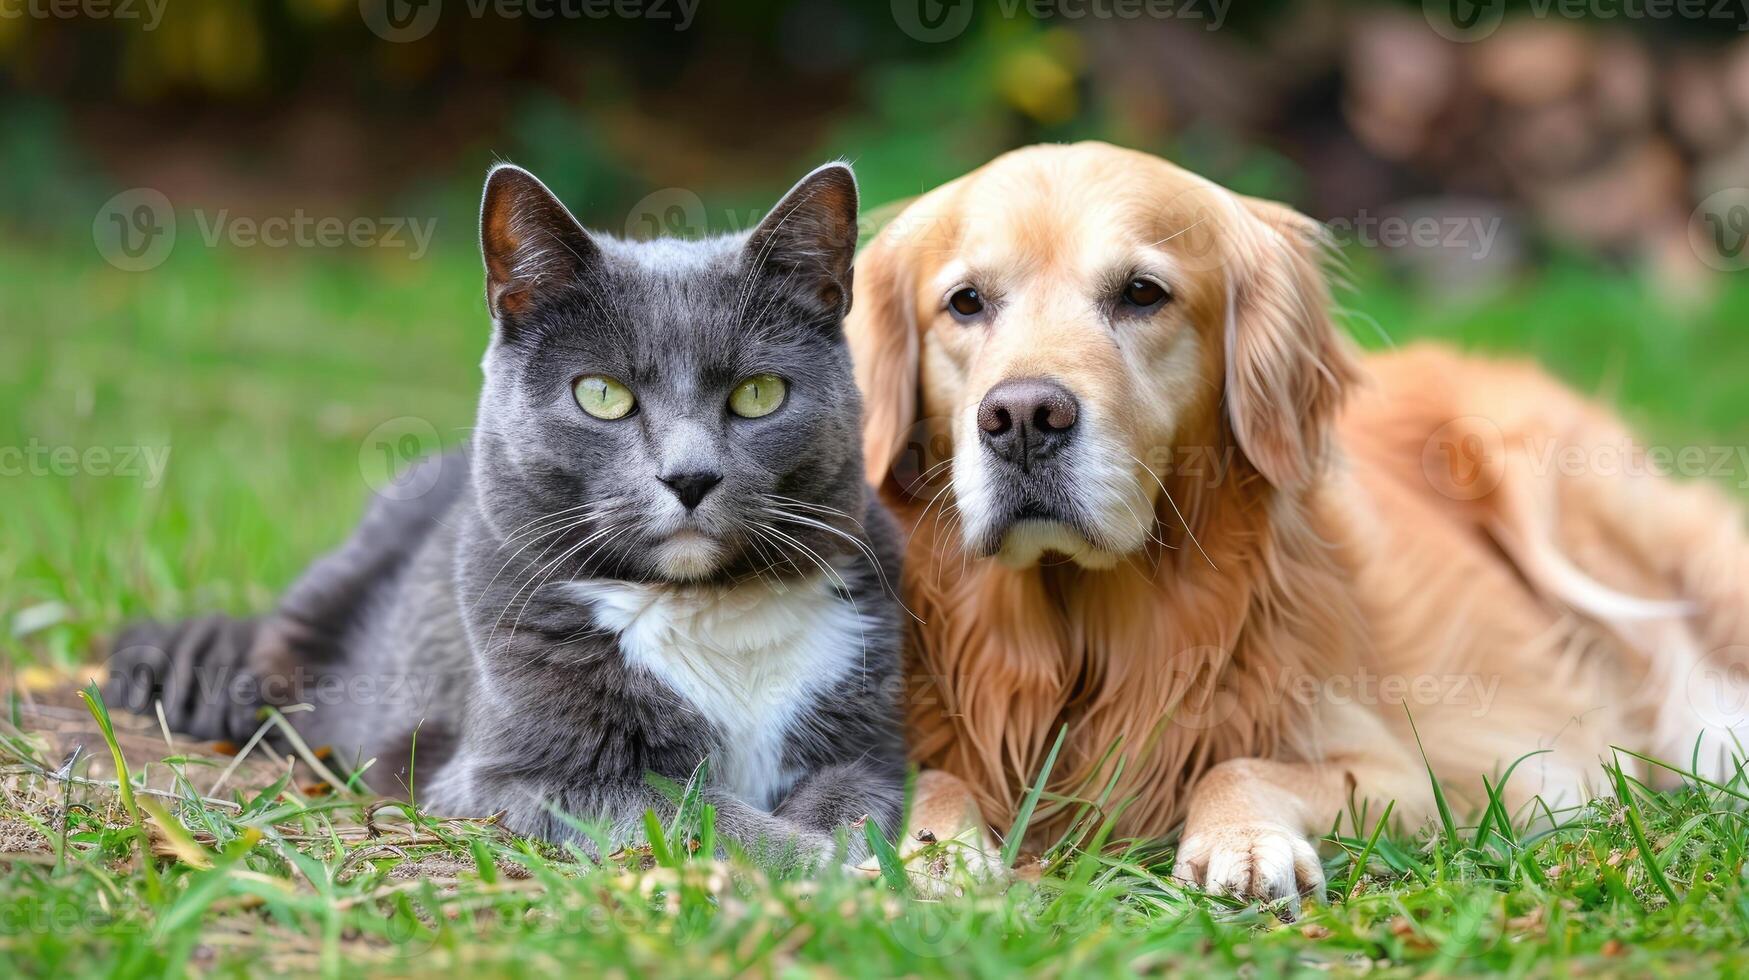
[106,162,907,864]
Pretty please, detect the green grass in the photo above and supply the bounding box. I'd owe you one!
[4,236,1749,976]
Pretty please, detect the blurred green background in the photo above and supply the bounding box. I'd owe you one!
[4,0,1749,667]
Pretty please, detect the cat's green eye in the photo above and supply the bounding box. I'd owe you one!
[728,374,787,419]
[574,375,636,420]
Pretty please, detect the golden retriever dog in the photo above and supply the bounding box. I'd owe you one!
[847,141,1749,905]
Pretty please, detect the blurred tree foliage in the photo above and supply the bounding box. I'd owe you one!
[2,0,1745,246]
[3,0,1203,236]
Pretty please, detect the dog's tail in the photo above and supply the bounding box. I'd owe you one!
[1483,411,1749,782]
[1488,472,1696,625]
[105,614,267,744]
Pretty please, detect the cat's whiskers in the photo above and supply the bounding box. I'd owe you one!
[471,514,593,609]
[488,516,630,651]
[551,620,616,650]
[730,216,789,331]
[916,457,958,501]
[895,454,959,563]
[760,506,919,623]
[500,502,599,545]
[469,501,625,618]
[499,522,632,651]
[747,520,852,595]
[910,456,956,486]
[906,470,959,554]
[744,522,806,581]
[732,519,798,596]
[763,493,868,533]
[932,500,968,591]
[747,519,871,673]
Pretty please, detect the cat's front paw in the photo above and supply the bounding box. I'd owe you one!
[105,616,266,743]
[1172,821,1325,910]
[729,824,841,872]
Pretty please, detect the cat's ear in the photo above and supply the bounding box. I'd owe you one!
[744,162,859,315]
[480,163,599,323]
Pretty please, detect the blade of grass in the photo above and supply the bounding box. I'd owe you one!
[1403,706,1458,847]
[77,680,161,899]
[1609,753,1679,907]
[139,797,215,869]
[667,760,709,845]
[1657,813,1712,872]
[643,810,675,867]
[261,707,353,793]
[696,803,716,863]
[469,835,499,884]
[1615,745,1749,805]
[1473,749,1549,848]
[1343,799,1394,901]
[862,819,907,891]
[1051,753,1128,862]
[154,827,264,938]
[53,744,81,873]
[1002,724,1068,868]
[76,681,138,822]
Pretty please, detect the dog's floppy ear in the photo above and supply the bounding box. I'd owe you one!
[480,163,598,327]
[845,216,922,488]
[1223,197,1362,490]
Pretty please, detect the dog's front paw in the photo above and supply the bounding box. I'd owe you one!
[1172,821,1325,910]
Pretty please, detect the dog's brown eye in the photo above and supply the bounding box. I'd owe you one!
[948,287,984,319]
[1122,278,1168,309]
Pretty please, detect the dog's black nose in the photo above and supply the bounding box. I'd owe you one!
[660,470,722,510]
[977,377,1079,471]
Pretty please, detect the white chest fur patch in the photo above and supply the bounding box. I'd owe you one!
[564,573,867,809]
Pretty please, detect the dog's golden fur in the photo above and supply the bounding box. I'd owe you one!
[849,142,1749,899]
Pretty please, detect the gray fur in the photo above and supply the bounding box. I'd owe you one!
[107,162,906,865]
